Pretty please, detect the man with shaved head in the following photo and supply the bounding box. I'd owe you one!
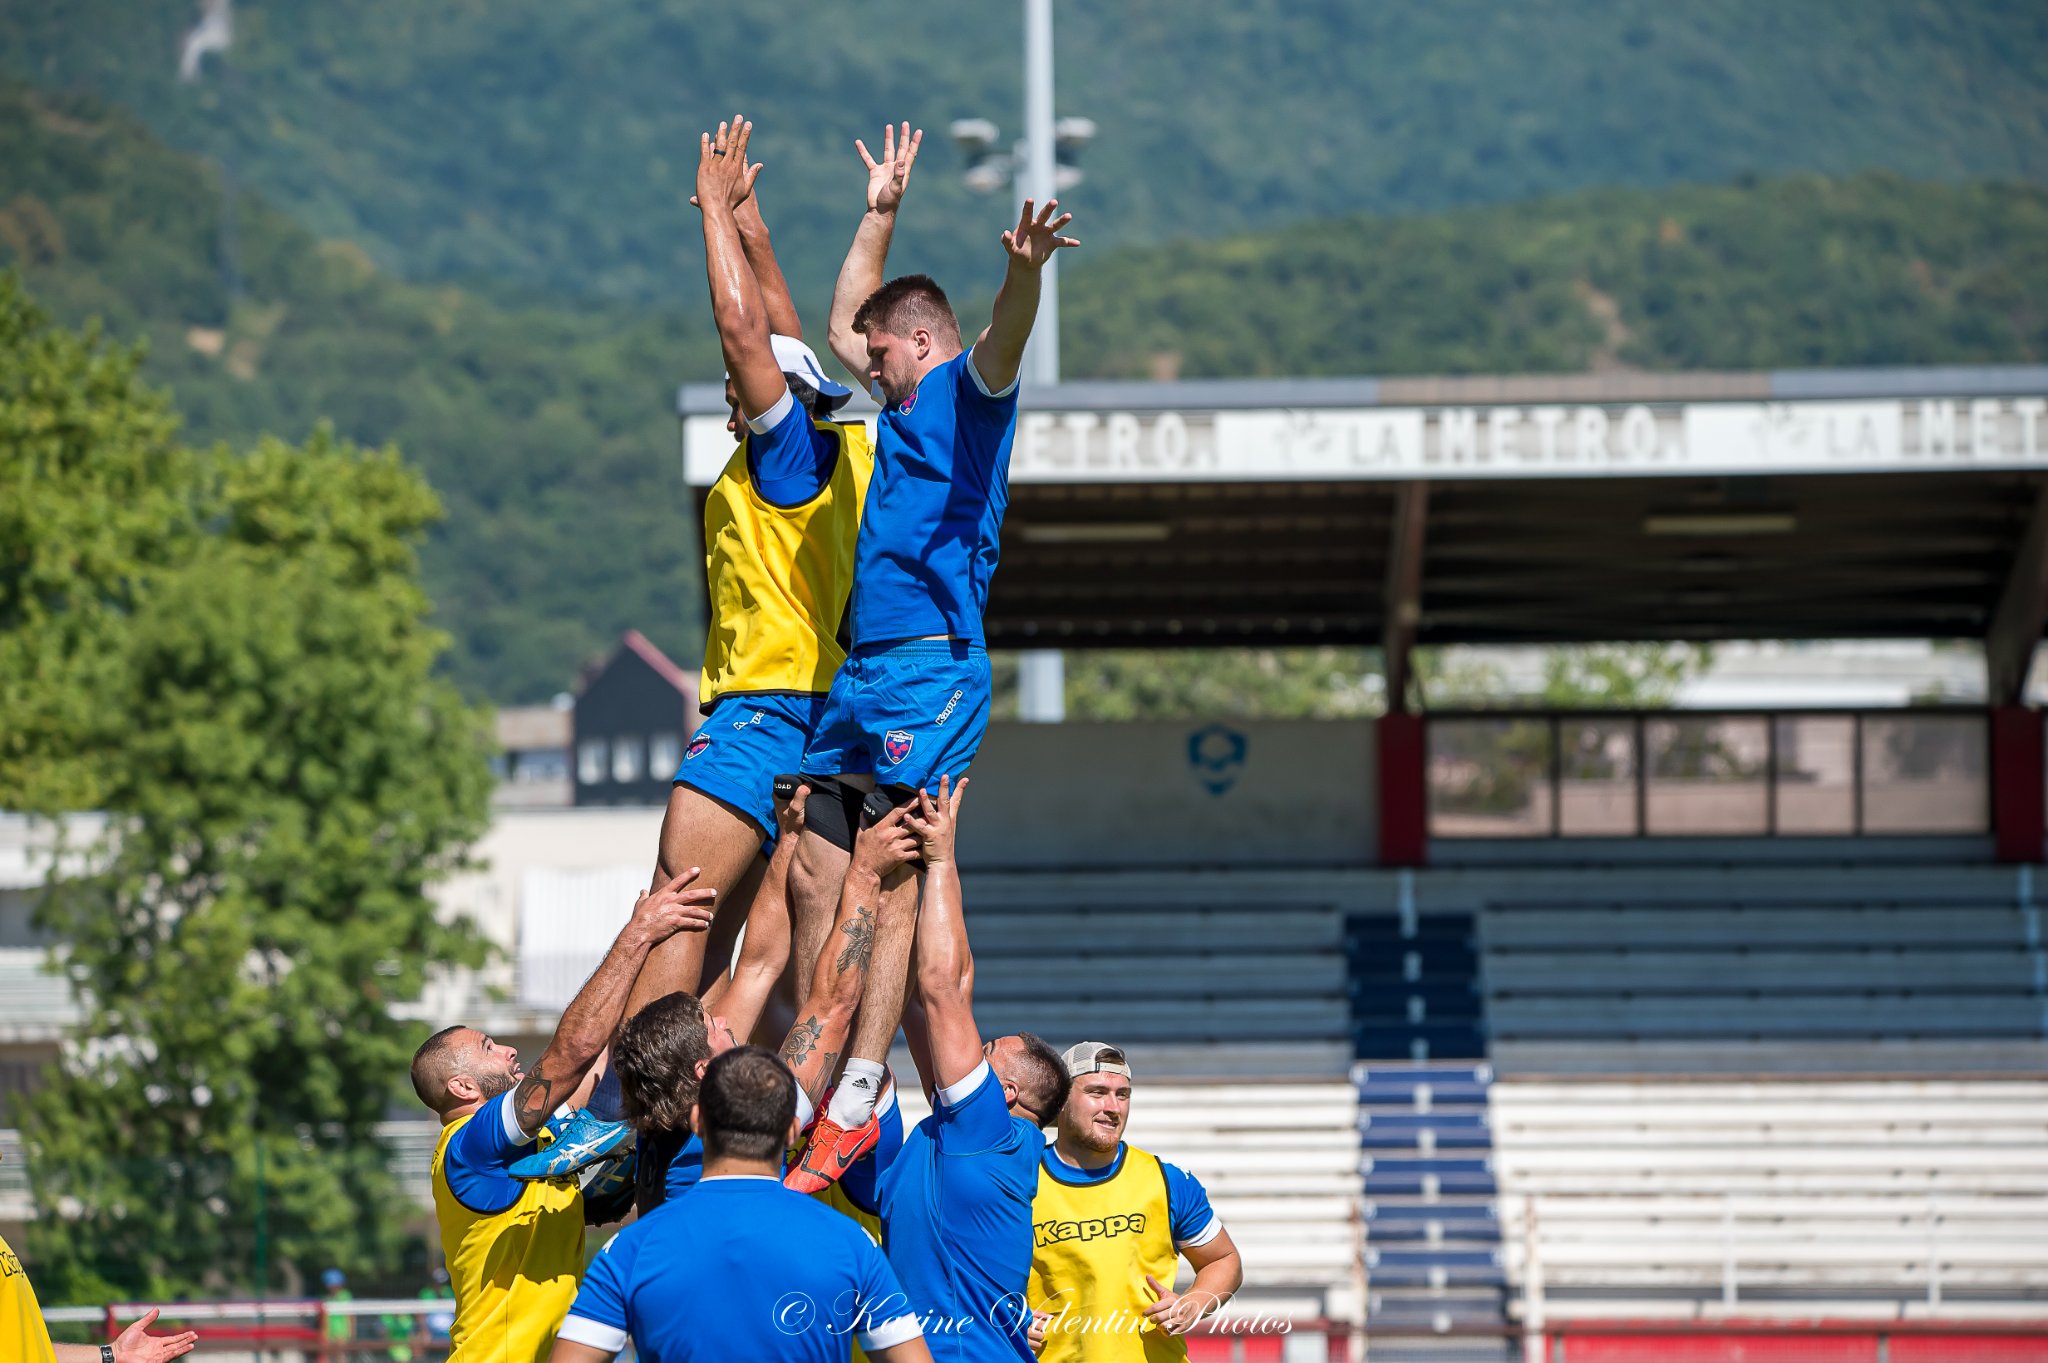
[411,867,715,1363]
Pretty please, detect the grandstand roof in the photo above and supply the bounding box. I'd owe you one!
[678,365,2048,694]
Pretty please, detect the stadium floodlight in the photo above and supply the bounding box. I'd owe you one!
[950,118,1003,157]
[1053,116,1096,154]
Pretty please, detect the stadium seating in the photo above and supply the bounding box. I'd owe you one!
[1474,876,2048,1074]
[960,870,1355,1077]
[1491,1078,2048,1321]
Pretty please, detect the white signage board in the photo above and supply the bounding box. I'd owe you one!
[684,396,2048,486]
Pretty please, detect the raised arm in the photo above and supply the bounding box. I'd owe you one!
[737,189,804,340]
[513,868,716,1135]
[969,198,1079,396]
[827,122,921,381]
[696,114,786,421]
[907,777,981,1090]
[781,803,918,1101]
[702,789,807,1038]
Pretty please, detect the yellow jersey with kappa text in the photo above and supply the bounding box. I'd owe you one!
[1029,1144,1187,1363]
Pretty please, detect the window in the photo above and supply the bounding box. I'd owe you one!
[612,735,644,784]
[649,732,682,776]
[1428,709,1989,841]
[577,738,608,785]
[1645,716,1768,836]
[1428,718,1553,837]
[1862,714,1987,834]
[513,748,570,784]
[1774,715,1855,834]
[1558,717,1637,836]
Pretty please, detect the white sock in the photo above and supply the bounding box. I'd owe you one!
[827,1059,887,1129]
[795,1087,816,1131]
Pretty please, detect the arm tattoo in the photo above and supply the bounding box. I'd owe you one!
[835,903,877,974]
[783,1014,823,1067]
[512,1066,559,1136]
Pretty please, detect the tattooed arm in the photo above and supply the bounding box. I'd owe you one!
[512,867,718,1136]
[780,803,916,1101]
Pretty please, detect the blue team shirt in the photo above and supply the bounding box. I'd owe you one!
[560,1176,922,1362]
[877,1063,1042,1362]
[442,1092,538,1214]
[1040,1145,1221,1246]
[743,393,843,509]
[846,351,1019,647]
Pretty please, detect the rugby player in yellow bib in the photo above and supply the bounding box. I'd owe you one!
[514,114,878,1180]
[1029,1044,1244,1361]
[410,869,715,1363]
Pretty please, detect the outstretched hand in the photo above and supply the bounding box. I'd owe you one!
[858,121,922,214]
[632,865,718,941]
[852,801,920,879]
[696,113,764,213]
[1000,197,1078,271]
[904,775,969,866]
[112,1309,199,1363]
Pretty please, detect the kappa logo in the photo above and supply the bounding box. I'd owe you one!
[684,735,712,761]
[732,709,766,731]
[883,729,915,764]
[1034,1212,1149,1248]
[934,689,965,727]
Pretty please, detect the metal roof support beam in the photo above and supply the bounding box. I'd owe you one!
[1382,482,1429,715]
[1987,486,2048,706]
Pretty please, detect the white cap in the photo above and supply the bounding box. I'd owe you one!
[1062,1041,1132,1080]
[770,334,853,413]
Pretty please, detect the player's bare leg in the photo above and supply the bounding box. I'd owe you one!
[628,785,769,1016]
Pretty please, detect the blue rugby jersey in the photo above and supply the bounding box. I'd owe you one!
[877,1062,1041,1362]
[848,351,1019,647]
[559,1176,921,1362]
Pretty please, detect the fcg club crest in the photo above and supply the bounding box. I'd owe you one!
[897,391,918,415]
[684,734,711,761]
[1187,723,1248,796]
[883,729,915,764]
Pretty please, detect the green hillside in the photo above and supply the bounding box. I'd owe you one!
[3,1,2043,307]
[0,81,722,704]
[5,77,2045,707]
[1064,174,2048,378]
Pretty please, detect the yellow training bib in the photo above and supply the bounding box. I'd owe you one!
[0,1231,58,1363]
[432,1113,586,1363]
[700,420,873,709]
[1029,1145,1187,1363]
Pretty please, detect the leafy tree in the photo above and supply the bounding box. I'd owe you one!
[6,278,494,1301]
[0,273,194,812]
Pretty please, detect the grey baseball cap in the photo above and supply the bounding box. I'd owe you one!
[1061,1041,1132,1080]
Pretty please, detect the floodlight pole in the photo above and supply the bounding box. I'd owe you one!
[1016,0,1066,721]
[1021,0,1059,387]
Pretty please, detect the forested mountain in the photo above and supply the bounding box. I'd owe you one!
[4,72,2043,703]
[4,1,2043,308]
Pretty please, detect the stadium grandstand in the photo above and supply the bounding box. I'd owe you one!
[6,362,2048,1361]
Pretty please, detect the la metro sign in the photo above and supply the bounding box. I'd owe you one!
[683,395,2048,486]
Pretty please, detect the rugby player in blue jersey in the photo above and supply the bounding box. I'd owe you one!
[785,122,1080,1192]
[864,776,1072,1363]
[548,1047,933,1363]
